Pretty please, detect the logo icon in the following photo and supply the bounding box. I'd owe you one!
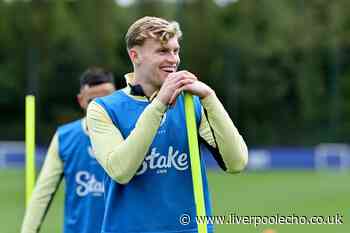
[76,171,104,196]
[136,146,189,175]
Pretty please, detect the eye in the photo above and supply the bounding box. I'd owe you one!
[158,49,168,54]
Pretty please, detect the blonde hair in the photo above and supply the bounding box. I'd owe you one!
[125,16,182,50]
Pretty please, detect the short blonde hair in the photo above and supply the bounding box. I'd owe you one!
[125,16,182,50]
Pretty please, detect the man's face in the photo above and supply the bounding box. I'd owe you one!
[136,37,180,88]
[78,83,115,109]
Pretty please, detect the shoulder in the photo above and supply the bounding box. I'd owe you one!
[57,119,84,140]
[58,119,82,132]
[94,89,127,108]
[92,88,136,121]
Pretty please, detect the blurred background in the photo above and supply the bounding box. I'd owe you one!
[0,0,349,233]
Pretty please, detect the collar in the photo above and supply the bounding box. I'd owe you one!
[129,83,146,97]
[124,73,158,101]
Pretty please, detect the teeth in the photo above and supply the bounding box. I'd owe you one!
[161,67,176,73]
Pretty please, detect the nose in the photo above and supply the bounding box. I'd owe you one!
[167,52,180,65]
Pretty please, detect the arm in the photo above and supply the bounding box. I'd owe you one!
[86,98,167,184]
[170,72,248,172]
[199,93,248,173]
[21,133,63,233]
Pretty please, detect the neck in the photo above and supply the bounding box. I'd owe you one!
[134,71,158,98]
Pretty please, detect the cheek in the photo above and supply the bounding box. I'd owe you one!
[140,54,163,73]
[176,56,180,65]
[140,58,156,71]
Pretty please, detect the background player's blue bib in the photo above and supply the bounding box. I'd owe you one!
[96,91,213,233]
[58,119,105,233]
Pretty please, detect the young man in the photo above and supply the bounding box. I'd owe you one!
[87,16,248,233]
[21,67,116,233]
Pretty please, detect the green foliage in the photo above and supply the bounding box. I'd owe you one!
[0,0,349,146]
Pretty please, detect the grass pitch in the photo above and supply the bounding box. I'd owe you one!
[1,169,349,233]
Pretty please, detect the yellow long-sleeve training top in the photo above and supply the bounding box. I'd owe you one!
[20,120,90,233]
[21,132,63,233]
[87,73,248,184]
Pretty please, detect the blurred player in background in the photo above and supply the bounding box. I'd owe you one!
[21,67,116,233]
[87,16,248,233]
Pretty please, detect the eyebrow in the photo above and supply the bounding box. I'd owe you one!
[157,45,180,51]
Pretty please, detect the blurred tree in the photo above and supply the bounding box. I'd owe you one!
[1,0,350,146]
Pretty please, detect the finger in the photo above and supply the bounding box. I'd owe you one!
[171,99,177,107]
[168,71,196,84]
[185,72,198,80]
[164,73,182,86]
[182,75,197,82]
[176,83,193,94]
[169,80,196,104]
[169,89,179,105]
[174,79,194,89]
[177,70,198,80]
[166,72,178,80]
[166,78,193,94]
[166,73,185,86]
[169,88,183,105]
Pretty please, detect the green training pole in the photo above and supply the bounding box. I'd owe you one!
[184,92,208,233]
[25,95,36,207]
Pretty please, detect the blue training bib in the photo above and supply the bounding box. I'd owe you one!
[58,119,105,233]
[95,91,213,233]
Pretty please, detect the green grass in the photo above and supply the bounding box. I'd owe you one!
[210,170,349,233]
[1,169,64,233]
[2,169,349,233]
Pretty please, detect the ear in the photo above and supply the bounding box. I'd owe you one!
[128,48,140,65]
[77,93,84,109]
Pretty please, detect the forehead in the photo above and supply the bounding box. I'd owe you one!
[142,37,180,50]
[81,83,115,97]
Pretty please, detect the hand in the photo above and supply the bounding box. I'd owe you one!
[168,77,214,105]
[157,71,196,105]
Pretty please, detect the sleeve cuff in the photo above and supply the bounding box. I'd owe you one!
[200,92,218,110]
[152,97,168,113]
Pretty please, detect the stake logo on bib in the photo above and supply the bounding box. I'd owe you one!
[136,146,189,175]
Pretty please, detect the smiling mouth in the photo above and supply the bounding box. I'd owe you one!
[160,66,176,73]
